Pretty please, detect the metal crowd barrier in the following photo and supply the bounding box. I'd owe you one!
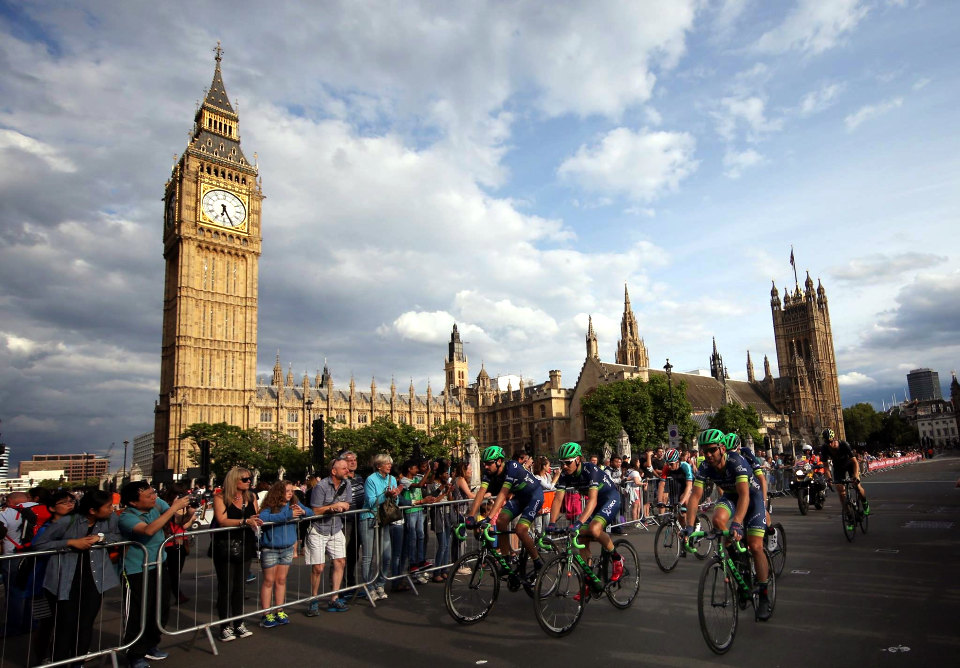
[156,508,378,656]
[0,541,148,668]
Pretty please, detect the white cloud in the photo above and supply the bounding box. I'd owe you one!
[3,332,40,356]
[912,77,931,91]
[844,97,904,131]
[755,0,870,55]
[0,129,76,173]
[838,371,876,386]
[557,127,698,202]
[799,82,845,115]
[388,311,488,345]
[644,107,663,126]
[453,290,560,335]
[713,96,783,143]
[723,148,764,178]
[829,252,947,284]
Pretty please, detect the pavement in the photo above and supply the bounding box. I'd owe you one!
[4,455,958,668]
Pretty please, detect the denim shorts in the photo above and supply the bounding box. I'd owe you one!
[260,545,295,568]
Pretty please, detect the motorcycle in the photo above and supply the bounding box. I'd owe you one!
[791,462,826,515]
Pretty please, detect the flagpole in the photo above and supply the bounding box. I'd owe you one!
[790,245,799,288]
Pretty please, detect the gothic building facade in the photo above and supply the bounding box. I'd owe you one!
[153,49,845,473]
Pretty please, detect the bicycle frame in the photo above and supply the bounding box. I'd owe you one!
[453,523,528,584]
[542,529,606,594]
[687,530,749,596]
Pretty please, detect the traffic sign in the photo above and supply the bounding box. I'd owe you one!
[668,424,679,448]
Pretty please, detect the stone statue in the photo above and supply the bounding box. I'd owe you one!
[465,436,481,489]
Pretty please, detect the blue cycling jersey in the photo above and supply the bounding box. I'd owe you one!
[694,451,762,498]
[556,462,618,502]
[481,460,541,500]
[664,460,694,483]
[738,447,765,476]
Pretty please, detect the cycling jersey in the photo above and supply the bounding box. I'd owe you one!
[660,461,694,484]
[694,452,766,536]
[739,447,764,476]
[557,462,620,527]
[481,460,544,527]
[820,440,856,480]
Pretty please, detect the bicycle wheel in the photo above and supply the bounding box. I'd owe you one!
[694,513,715,560]
[444,551,500,624]
[766,523,787,578]
[841,496,856,543]
[533,555,586,637]
[857,497,869,534]
[607,539,640,609]
[654,521,682,573]
[698,558,738,655]
[519,539,553,598]
[751,549,777,619]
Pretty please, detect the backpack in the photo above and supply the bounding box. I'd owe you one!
[5,504,40,552]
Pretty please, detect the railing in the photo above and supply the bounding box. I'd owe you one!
[0,541,148,668]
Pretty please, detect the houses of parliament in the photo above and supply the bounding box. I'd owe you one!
[153,50,845,474]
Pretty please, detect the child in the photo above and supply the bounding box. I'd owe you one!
[257,480,313,628]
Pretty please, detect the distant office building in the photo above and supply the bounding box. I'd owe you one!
[0,444,8,480]
[132,431,154,477]
[19,453,109,483]
[2,470,66,494]
[907,368,942,402]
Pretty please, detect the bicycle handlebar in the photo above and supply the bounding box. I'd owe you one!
[683,529,747,554]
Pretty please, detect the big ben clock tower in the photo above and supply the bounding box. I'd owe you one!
[154,43,262,475]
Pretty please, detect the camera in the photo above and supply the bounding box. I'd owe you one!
[188,498,202,509]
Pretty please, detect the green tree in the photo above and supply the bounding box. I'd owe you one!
[842,403,883,447]
[429,420,473,459]
[183,422,271,477]
[647,375,698,446]
[874,408,919,451]
[708,403,762,446]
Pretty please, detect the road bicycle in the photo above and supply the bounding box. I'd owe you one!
[531,527,640,637]
[444,522,551,624]
[835,477,868,542]
[764,493,787,578]
[653,501,714,572]
[685,529,777,655]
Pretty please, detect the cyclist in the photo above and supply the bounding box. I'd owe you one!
[725,432,781,550]
[660,448,694,516]
[684,429,771,621]
[465,445,545,575]
[547,442,624,583]
[819,428,870,522]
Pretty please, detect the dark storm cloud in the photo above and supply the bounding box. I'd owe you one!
[862,271,960,350]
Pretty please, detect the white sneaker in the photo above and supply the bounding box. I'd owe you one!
[415,574,429,584]
[456,565,472,575]
[375,586,388,600]
[233,623,253,638]
[767,532,779,551]
[219,627,236,643]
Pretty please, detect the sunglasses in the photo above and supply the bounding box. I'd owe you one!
[702,447,721,456]
[560,459,577,466]
[239,477,252,483]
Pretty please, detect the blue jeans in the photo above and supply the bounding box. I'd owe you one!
[404,511,424,570]
[434,528,451,570]
[359,518,385,588]
[386,522,405,582]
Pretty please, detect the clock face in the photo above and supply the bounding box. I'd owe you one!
[201,189,246,228]
[165,194,176,228]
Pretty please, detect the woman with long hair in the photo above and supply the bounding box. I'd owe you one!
[257,480,313,628]
[211,467,262,642]
[32,490,120,664]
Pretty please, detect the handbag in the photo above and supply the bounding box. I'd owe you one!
[378,497,402,525]
[211,500,253,563]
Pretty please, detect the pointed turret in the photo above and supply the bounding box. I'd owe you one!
[371,375,377,397]
[349,374,356,398]
[770,280,781,310]
[409,378,415,397]
[302,370,310,393]
[272,351,282,387]
[616,283,649,367]
[709,337,725,382]
[586,315,599,359]
[747,351,756,384]
[816,277,827,307]
[764,354,772,380]
[314,367,323,389]
[286,364,294,387]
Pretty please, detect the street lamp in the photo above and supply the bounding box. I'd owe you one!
[122,439,129,487]
[305,397,314,450]
[664,359,675,425]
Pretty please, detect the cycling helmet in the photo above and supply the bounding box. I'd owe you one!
[558,442,582,460]
[723,433,742,451]
[664,448,680,464]
[821,428,835,443]
[698,429,726,447]
[802,443,813,453]
[481,445,505,463]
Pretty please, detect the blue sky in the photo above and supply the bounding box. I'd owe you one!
[0,0,958,468]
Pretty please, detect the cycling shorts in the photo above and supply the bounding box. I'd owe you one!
[833,459,856,482]
[500,487,544,527]
[715,492,766,537]
[589,493,621,528]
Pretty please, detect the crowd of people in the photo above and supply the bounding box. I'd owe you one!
[0,436,938,667]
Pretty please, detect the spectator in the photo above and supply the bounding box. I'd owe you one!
[623,459,645,525]
[415,458,436,571]
[211,468,261,643]
[340,451,365,593]
[399,460,437,584]
[32,490,119,664]
[362,454,402,601]
[449,461,474,567]
[27,490,75,664]
[161,483,193,605]
[119,481,194,668]
[426,467,453,582]
[258,480,313,628]
[0,491,40,636]
[306,459,352,616]
[532,457,557,534]
[28,487,53,527]
[512,449,531,470]
[589,454,599,466]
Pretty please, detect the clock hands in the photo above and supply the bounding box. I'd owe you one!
[221,203,233,226]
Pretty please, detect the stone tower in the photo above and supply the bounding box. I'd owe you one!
[444,323,469,393]
[154,43,263,473]
[709,338,724,382]
[746,350,756,384]
[615,284,649,367]
[770,271,844,441]
[586,315,599,359]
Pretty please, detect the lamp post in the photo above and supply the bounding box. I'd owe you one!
[122,439,129,487]
[305,398,314,449]
[664,359,675,425]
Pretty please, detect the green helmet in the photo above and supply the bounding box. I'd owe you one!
[724,433,741,451]
[558,442,582,460]
[698,429,726,447]
[481,445,505,463]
